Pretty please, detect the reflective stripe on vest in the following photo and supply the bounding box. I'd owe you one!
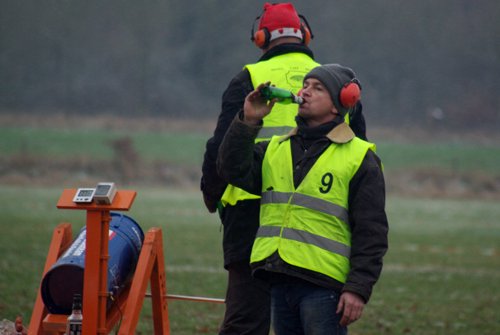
[251,134,376,283]
[220,53,319,207]
[256,226,351,258]
[261,191,350,225]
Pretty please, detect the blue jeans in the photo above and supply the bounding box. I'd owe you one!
[271,280,348,335]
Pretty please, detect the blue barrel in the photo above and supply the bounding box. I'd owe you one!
[41,212,144,314]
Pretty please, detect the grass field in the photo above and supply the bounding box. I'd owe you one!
[1,116,499,334]
[1,187,499,334]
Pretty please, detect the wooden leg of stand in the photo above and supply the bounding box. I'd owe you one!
[149,229,170,334]
[28,223,73,335]
[118,228,170,334]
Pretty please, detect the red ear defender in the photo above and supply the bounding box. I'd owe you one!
[253,28,271,49]
[339,80,361,108]
[301,25,311,45]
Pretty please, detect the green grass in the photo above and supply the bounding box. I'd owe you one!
[1,127,209,165]
[1,122,500,333]
[3,125,500,174]
[377,140,500,174]
[351,196,500,335]
[0,186,499,335]
[0,186,226,334]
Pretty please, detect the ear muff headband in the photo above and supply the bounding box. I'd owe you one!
[339,79,361,108]
[298,14,313,45]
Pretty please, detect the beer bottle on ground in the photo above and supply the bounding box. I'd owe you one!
[66,293,83,335]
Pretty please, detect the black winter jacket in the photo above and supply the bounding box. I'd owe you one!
[201,43,367,268]
[216,113,388,303]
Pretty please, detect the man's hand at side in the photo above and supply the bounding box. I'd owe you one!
[336,291,365,326]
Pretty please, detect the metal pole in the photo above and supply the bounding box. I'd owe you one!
[145,293,225,304]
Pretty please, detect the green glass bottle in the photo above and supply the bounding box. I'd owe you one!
[259,85,303,105]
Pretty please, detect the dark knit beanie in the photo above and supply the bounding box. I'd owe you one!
[303,64,360,116]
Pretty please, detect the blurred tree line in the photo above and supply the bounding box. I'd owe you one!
[1,0,499,129]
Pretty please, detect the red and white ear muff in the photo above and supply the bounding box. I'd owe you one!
[339,79,361,108]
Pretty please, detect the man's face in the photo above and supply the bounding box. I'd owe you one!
[298,78,338,127]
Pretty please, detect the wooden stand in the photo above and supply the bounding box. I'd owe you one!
[28,189,170,335]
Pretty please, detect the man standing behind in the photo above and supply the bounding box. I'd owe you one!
[217,64,388,334]
[201,3,366,334]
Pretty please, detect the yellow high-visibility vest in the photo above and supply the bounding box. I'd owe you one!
[251,134,375,283]
[221,53,319,206]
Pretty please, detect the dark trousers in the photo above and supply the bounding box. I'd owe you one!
[219,261,271,335]
[271,281,347,335]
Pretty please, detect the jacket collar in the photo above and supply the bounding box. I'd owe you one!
[259,43,314,62]
[325,122,356,143]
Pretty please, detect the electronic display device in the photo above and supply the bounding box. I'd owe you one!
[73,188,96,203]
[93,182,117,205]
